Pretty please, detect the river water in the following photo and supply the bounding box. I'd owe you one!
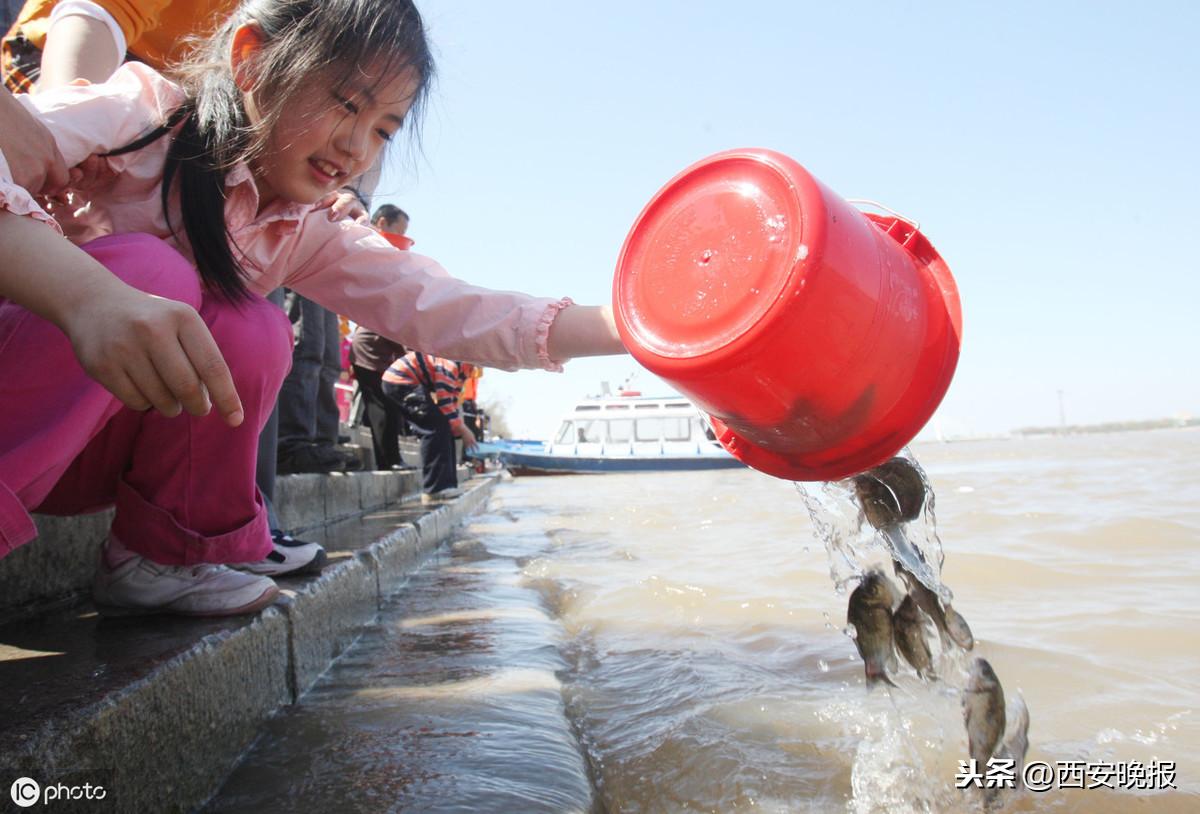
[211,427,1199,813]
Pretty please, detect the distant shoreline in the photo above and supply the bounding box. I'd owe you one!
[915,416,1198,444]
[1012,416,1198,437]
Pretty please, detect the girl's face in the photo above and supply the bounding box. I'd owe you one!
[243,55,418,209]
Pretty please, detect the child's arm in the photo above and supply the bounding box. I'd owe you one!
[546,304,625,360]
[285,218,629,372]
[0,211,244,426]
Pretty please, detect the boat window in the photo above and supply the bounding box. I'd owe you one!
[577,419,604,444]
[634,404,659,410]
[606,404,630,410]
[663,417,690,441]
[576,405,602,411]
[555,422,574,444]
[667,402,691,409]
[634,417,662,441]
[608,419,633,443]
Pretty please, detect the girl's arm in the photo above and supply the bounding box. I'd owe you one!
[285,217,628,372]
[0,211,243,426]
[546,304,625,360]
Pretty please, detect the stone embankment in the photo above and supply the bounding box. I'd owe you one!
[0,465,495,812]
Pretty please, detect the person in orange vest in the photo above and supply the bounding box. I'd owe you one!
[3,0,237,92]
[459,363,483,451]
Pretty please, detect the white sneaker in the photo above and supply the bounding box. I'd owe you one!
[421,487,464,505]
[94,545,279,617]
[230,531,327,577]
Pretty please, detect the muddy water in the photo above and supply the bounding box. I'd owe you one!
[211,428,1199,812]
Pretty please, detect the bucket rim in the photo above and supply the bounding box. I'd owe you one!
[612,147,822,367]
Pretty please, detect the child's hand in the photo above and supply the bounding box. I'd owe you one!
[0,91,70,195]
[62,286,245,426]
[320,189,369,224]
[0,211,242,425]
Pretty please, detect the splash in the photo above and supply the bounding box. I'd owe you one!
[797,450,985,813]
[794,449,949,603]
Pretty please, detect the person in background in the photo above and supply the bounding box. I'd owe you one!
[349,203,410,470]
[3,0,237,92]
[275,285,362,475]
[382,352,479,504]
[371,202,409,249]
[458,362,483,459]
[1,1,22,33]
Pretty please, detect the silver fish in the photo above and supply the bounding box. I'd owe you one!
[943,605,976,651]
[847,569,900,688]
[852,457,927,530]
[995,694,1030,782]
[963,658,1006,768]
[893,593,935,680]
[985,694,1031,808]
[893,559,975,651]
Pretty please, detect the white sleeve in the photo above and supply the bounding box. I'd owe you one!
[48,0,128,65]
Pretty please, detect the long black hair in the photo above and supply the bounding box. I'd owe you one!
[107,0,435,302]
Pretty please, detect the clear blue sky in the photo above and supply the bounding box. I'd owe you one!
[376,1,1199,439]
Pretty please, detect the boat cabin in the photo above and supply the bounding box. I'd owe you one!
[548,396,723,458]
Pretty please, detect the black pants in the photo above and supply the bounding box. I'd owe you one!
[352,364,404,469]
[382,382,456,494]
[277,292,341,457]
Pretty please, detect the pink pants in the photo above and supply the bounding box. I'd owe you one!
[0,234,292,565]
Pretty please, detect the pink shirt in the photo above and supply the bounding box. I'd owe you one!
[0,63,570,372]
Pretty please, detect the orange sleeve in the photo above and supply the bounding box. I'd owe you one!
[86,0,174,45]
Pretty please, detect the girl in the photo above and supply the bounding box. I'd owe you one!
[0,0,625,617]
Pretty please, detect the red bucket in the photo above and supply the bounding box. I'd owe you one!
[612,148,962,481]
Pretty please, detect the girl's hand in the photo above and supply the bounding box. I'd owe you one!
[61,286,245,426]
[0,211,243,425]
[320,189,369,224]
[0,91,70,195]
[0,211,244,425]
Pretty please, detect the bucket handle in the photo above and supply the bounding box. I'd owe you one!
[845,199,921,233]
[847,199,923,249]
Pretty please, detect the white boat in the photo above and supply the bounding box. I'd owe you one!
[474,393,745,475]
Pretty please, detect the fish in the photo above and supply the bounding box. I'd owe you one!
[995,693,1030,782]
[847,568,900,688]
[893,559,975,651]
[985,694,1031,808]
[963,658,1006,769]
[892,593,936,679]
[943,605,976,651]
[851,457,927,530]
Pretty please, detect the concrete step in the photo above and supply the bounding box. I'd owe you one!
[0,472,495,813]
[0,467,457,624]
